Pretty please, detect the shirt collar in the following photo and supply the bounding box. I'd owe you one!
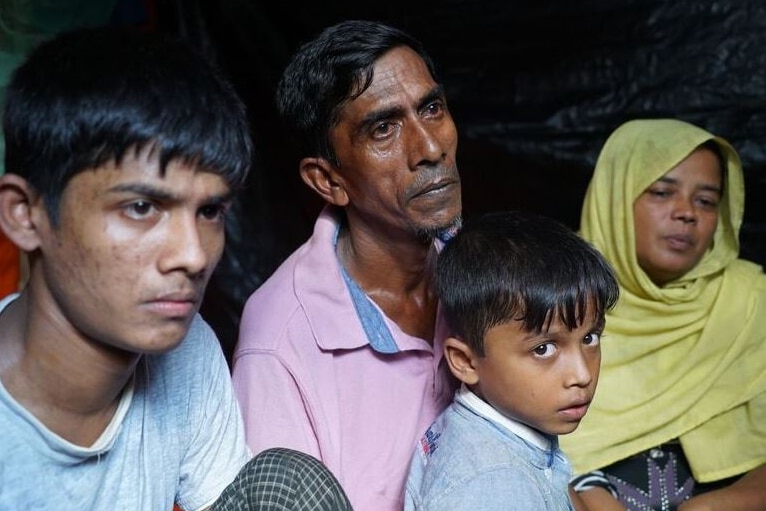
[456,384,551,450]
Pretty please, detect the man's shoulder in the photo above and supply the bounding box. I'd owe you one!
[237,225,345,351]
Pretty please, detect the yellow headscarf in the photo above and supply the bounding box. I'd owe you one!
[560,118,766,483]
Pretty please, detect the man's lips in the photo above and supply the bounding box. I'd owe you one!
[412,178,457,198]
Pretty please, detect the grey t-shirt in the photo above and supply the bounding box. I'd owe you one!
[0,294,250,511]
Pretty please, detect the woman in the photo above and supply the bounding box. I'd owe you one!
[562,118,766,510]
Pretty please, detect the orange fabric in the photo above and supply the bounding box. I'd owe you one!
[0,229,20,299]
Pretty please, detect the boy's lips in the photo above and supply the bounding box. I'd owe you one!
[559,400,591,421]
[145,290,200,317]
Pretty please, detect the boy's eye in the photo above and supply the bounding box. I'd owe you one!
[200,204,227,221]
[532,342,556,358]
[125,200,156,219]
[583,332,601,347]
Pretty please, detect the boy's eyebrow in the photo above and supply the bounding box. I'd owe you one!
[594,314,606,331]
[107,182,234,204]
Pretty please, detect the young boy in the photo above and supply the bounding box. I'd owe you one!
[404,210,619,511]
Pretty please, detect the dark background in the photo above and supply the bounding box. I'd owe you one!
[68,0,766,360]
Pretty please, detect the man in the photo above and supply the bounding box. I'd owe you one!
[0,27,353,511]
[232,20,462,511]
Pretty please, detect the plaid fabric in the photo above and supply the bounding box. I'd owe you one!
[211,448,353,511]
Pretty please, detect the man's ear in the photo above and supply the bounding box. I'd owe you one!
[0,174,46,252]
[299,157,349,207]
[444,336,480,385]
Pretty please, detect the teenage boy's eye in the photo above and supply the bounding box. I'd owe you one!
[200,204,226,221]
[125,200,155,218]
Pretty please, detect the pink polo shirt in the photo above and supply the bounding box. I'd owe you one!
[232,206,456,511]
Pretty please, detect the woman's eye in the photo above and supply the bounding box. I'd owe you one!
[697,196,719,208]
[648,188,671,197]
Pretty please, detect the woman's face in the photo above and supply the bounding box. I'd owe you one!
[633,147,723,285]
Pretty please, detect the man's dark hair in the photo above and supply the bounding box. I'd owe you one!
[3,26,252,225]
[276,20,437,165]
[436,210,620,356]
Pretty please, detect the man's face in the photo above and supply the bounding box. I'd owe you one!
[329,46,461,240]
[471,309,603,436]
[35,147,232,354]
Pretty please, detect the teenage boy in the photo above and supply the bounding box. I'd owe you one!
[404,210,619,511]
[0,25,332,511]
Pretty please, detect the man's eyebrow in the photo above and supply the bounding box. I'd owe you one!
[418,84,446,110]
[355,84,447,137]
[356,105,404,136]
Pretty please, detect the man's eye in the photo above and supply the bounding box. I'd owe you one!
[372,122,393,138]
[424,101,444,116]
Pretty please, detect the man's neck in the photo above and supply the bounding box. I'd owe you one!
[336,224,440,342]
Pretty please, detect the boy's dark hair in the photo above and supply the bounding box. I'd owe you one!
[3,27,252,225]
[436,210,619,356]
[276,20,437,165]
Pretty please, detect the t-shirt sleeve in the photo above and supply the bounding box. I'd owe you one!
[175,317,251,511]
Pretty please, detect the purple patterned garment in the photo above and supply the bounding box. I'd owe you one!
[606,447,695,511]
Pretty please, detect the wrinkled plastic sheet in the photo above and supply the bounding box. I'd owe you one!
[194,0,766,361]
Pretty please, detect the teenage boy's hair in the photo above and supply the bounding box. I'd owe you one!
[3,27,252,225]
[276,19,437,165]
[436,210,619,356]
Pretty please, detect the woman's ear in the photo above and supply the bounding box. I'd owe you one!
[299,157,349,207]
[0,174,46,252]
[444,337,480,385]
